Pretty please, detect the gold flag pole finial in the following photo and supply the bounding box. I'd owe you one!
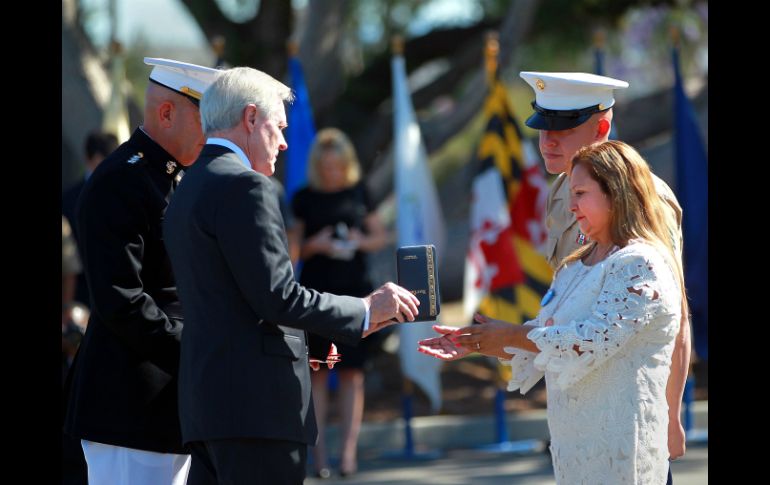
[484,31,499,86]
[286,39,299,58]
[109,40,123,56]
[593,29,606,49]
[212,35,227,68]
[391,34,404,56]
[212,35,226,57]
[670,25,681,48]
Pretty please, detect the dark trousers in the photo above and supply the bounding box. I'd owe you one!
[187,438,307,485]
[666,463,673,485]
[61,432,88,485]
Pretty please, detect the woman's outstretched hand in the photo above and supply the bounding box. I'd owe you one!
[417,325,473,361]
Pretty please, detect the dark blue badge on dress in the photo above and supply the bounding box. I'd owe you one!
[540,288,555,306]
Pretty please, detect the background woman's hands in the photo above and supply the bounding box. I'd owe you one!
[309,343,341,371]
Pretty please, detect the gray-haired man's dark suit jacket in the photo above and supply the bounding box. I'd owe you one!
[163,144,367,447]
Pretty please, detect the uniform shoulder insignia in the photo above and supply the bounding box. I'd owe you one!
[126,152,145,164]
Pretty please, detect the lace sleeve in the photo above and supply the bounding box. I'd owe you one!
[526,244,679,391]
[498,314,544,395]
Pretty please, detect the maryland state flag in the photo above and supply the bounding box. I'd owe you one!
[462,78,552,328]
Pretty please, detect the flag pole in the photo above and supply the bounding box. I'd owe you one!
[473,31,544,456]
[381,34,442,461]
[212,35,227,68]
[593,28,619,139]
[593,28,606,76]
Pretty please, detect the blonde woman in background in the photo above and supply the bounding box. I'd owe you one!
[292,128,388,478]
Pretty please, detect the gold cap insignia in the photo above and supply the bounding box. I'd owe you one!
[180,86,202,100]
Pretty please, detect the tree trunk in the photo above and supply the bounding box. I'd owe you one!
[363,0,542,206]
[61,0,110,191]
[296,0,350,115]
[180,0,292,77]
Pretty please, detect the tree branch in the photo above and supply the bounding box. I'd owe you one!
[359,0,542,205]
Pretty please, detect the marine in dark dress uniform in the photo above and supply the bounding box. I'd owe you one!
[63,58,221,485]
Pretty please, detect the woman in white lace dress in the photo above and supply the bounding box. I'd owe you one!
[419,140,686,484]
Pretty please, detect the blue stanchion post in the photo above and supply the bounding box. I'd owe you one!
[402,392,415,456]
[683,376,694,433]
[494,388,509,443]
[380,379,443,460]
[683,370,708,443]
[474,381,545,454]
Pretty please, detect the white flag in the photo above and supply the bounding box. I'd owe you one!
[102,54,131,143]
[392,54,446,412]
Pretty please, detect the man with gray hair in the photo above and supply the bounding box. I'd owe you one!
[163,66,420,484]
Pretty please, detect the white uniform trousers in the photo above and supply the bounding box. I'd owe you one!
[81,440,191,485]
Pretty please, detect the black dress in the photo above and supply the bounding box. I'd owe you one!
[292,182,375,368]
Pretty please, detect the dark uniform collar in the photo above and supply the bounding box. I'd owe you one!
[131,127,185,180]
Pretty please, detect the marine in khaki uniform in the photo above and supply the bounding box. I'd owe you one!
[519,71,691,482]
[519,71,684,267]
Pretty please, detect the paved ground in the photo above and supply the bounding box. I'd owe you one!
[305,401,708,484]
[306,441,708,484]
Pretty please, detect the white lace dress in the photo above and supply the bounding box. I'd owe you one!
[500,241,681,484]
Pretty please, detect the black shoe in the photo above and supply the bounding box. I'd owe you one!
[339,468,356,479]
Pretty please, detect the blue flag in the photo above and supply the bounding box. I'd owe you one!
[673,48,708,360]
[594,45,618,140]
[285,57,317,204]
[594,47,605,77]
